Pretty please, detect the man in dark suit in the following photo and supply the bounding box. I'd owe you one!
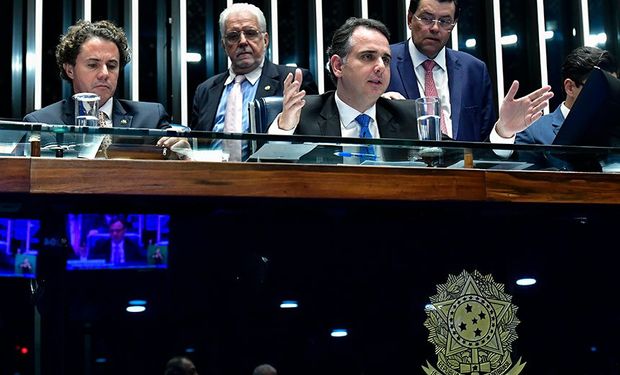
[23,20,170,150]
[270,17,417,140]
[90,217,143,264]
[190,3,318,134]
[386,0,552,142]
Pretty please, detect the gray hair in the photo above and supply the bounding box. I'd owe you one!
[219,3,267,37]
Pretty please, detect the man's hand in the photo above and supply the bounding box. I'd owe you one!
[381,91,406,100]
[278,68,307,130]
[495,80,554,138]
[157,137,192,160]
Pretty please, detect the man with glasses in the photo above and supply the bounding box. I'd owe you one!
[386,0,551,142]
[387,0,493,142]
[190,2,318,136]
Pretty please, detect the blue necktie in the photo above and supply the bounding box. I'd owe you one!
[356,114,375,159]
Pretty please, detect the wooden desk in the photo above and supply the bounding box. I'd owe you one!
[12,158,618,205]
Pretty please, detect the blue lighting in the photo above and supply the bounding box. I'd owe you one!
[128,299,147,306]
[280,300,299,309]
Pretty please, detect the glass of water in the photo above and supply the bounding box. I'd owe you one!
[73,93,100,127]
[415,96,442,141]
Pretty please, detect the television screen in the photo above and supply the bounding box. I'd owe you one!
[0,218,41,278]
[65,214,170,271]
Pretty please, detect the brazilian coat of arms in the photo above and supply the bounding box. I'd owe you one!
[422,270,526,375]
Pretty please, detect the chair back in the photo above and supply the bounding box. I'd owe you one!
[248,96,284,134]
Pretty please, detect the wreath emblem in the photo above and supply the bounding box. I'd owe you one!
[422,270,526,375]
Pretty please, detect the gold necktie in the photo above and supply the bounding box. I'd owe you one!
[98,111,112,158]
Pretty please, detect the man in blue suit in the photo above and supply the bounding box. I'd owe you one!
[516,46,618,144]
[386,0,552,142]
[24,20,169,130]
[386,0,493,141]
[191,3,318,134]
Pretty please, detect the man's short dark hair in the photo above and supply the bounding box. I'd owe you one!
[253,364,277,375]
[56,19,131,81]
[562,46,618,90]
[165,356,197,375]
[326,17,391,85]
[408,0,460,20]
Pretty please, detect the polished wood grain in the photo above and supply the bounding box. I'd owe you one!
[29,159,487,201]
[0,157,30,192]
[9,157,618,204]
[485,170,620,204]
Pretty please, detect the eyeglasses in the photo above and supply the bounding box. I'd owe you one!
[413,14,456,30]
[224,29,263,44]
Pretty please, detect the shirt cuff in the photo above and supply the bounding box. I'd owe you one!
[267,114,296,135]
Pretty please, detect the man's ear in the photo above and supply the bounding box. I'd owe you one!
[63,63,74,79]
[263,32,269,49]
[330,55,344,78]
[564,78,578,96]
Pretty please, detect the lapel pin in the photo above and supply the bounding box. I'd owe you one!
[120,119,128,125]
[264,85,271,91]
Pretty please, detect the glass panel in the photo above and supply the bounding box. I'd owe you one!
[456,0,492,63]
[543,0,581,111]
[500,0,540,96]
[321,0,359,91]
[278,2,313,71]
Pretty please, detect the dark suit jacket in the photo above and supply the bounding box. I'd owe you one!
[294,91,419,139]
[91,238,144,264]
[387,41,495,142]
[516,105,564,145]
[23,97,170,129]
[191,60,318,131]
[23,97,170,148]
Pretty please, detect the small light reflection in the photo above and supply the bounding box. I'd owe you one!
[331,328,348,338]
[500,34,518,46]
[465,38,477,48]
[186,52,202,63]
[126,306,146,313]
[280,300,299,309]
[516,278,536,286]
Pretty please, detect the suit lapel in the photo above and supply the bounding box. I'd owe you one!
[376,99,397,138]
[396,43,421,99]
[318,95,343,136]
[446,49,462,138]
[62,98,75,125]
[112,99,133,127]
[255,61,280,98]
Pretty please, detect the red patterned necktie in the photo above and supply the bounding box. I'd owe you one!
[422,59,448,135]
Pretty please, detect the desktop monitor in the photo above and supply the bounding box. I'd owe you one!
[65,213,170,271]
[553,67,620,147]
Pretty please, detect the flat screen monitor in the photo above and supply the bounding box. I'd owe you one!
[0,218,41,278]
[553,67,620,147]
[65,214,170,271]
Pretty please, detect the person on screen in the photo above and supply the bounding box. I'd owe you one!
[253,363,277,375]
[514,46,618,144]
[268,17,548,143]
[190,2,318,136]
[164,356,199,375]
[384,0,553,142]
[90,217,143,264]
[23,20,170,131]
